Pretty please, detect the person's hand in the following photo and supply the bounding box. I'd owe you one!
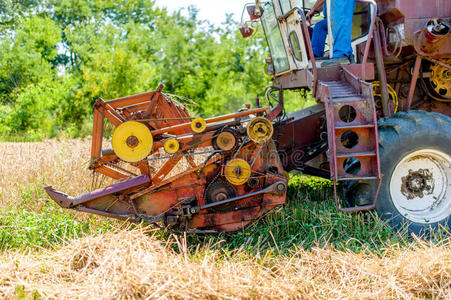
[306,10,317,23]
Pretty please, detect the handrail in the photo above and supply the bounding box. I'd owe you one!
[357,0,378,80]
[296,7,318,96]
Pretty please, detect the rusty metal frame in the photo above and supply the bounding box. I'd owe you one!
[406,55,423,111]
[89,86,274,183]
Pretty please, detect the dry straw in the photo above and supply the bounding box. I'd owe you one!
[0,140,450,299]
[0,228,448,299]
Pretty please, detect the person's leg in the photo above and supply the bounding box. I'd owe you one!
[329,0,356,58]
[311,18,328,58]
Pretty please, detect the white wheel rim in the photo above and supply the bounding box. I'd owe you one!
[390,149,451,224]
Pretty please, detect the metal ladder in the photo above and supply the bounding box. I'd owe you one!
[321,67,382,212]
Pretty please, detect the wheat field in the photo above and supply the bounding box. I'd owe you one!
[0,229,450,299]
[0,139,93,210]
[0,140,450,299]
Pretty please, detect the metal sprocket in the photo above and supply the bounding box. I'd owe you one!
[204,181,237,212]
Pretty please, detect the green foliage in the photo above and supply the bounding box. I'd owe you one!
[283,89,317,114]
[1,0,304,140]
[0,0,40,25]
[0,16,60,103]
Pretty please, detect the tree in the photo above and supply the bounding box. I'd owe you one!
[0,0,272,140]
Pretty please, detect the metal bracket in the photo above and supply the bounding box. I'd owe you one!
[191,181,287,213]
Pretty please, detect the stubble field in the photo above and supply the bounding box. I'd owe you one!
[0,139,449,299]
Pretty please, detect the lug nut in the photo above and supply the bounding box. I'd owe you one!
[276,182,286,194]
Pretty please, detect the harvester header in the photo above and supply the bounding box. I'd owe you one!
[46,0,450,234]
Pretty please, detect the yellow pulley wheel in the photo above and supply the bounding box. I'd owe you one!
[247,117,274,144]
[372,81,398,113]
[224,159,251,186]
[191,117,207,133]
[430,58,451,99]
[112,121,153,163]
[164,138,180,154]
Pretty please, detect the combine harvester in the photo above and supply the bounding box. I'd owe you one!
[46,0,451,234]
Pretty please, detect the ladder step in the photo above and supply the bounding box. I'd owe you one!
[324,81,347,86]
[331,95,362,100]
[335,124,375,129]
[336,151,377,158]
[337,176,379,181]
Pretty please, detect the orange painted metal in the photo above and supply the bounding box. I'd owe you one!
[150,107,270,136]
[95,165,129,180]
[52,85,287,232]
[47,78,287,231]
[91,104,104,161]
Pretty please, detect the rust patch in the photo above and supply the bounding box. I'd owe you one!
[401,168,434,200]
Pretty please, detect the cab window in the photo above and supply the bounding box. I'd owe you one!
[352,3,370,40]
[261,2,290,73]
[278,0,292,15]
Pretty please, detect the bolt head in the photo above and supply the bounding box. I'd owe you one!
[276,182,286,193]
[126,135,139,148]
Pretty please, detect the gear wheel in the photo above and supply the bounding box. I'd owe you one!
[204,181,237,212]
[430,59,451,99]
[421,58,451,101]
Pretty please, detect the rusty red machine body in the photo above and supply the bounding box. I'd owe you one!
[46,87,288,232]
[46,0,451,233]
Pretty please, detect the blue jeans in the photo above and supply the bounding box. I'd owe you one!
[312,19,328,57]
[311,0,356,58]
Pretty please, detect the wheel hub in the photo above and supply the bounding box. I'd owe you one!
[126,135,139,148]
[224,159,251,186]
[204,181,237,212]
[390,149,451,224]
[401,169,434,199]
[247,117,274,144]
[215,192,228,201]
[112,121,153,162]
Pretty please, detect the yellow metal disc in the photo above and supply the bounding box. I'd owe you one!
[372,81,399,113]
[191,117,207,133]
[247,117,274,144]
[164,138,180,154]
[112,121,153,163]
[430,58,451,99]
[224,159,251,186]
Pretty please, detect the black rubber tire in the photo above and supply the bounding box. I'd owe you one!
[375,110,451,235]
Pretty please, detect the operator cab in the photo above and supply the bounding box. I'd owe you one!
[240,0,374,79]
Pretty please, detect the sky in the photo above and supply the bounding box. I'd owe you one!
[153,0,246,27]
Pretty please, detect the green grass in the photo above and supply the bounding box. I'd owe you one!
[0,206,114,251]
[0,174,447,254]
[181,175,401,254]
[0,179,115,251]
